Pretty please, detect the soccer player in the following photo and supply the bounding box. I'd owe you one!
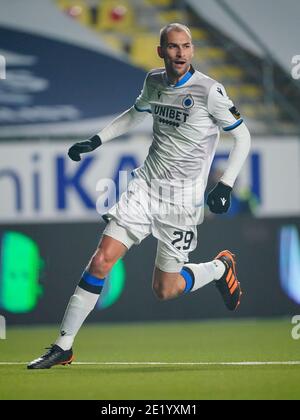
[28,23,251,369]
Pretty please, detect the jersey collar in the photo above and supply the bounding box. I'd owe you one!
[167,65,195,88]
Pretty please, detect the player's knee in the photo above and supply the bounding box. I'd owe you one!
[152,280,171,301]
[89,248,115,277]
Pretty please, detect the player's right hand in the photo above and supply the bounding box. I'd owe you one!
[68,135,102,161]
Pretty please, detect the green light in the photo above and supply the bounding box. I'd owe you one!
[0,232,43,313]
[97,259,126,309]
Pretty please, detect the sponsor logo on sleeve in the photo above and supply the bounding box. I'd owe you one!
[229,106,241,120]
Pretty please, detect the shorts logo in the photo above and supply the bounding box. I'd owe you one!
[182,94,194,109]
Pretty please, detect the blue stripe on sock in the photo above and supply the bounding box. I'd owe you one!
[82,271,105,287]
[180,267,194,293]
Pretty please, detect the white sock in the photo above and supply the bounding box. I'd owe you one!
[55,286,99,350]
[182,260,225,293]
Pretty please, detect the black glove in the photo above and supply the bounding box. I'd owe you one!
[206,182,232,214]
[68,135,102,161]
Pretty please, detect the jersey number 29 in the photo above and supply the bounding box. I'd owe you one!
[171,231,194,250]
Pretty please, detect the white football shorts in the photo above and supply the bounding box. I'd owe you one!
[102,177,204,272]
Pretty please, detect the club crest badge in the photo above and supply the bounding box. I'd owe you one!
[182,94,194,109]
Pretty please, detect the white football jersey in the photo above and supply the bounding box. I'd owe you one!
[132,66,243,206]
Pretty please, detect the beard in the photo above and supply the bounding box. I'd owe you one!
[168,61,190,78]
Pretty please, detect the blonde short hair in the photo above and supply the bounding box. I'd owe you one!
[160,23,192,47]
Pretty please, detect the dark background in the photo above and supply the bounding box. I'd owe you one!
[1,216,299,325]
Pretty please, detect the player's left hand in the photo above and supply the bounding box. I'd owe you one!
[206,182,232,214]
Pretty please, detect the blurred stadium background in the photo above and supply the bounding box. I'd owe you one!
[0,0,300,400]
